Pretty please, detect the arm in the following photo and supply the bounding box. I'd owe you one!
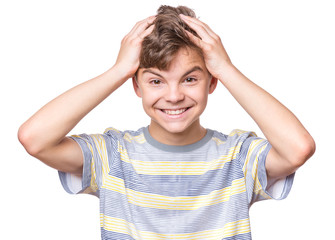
[18,16,155,175]
[180,14,315,179]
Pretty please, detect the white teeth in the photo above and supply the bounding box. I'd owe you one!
[163,108,187,115]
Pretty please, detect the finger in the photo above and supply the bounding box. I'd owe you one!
[122,16,155,44]
[184,29,203,48]
[180,15,213,40]
[138,23,155,39]
[180,14,217,40]
[128,16,156,37]
[180,14,214,34]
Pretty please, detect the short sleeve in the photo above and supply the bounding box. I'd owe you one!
[235,130,295,205]
[58,133,114,197]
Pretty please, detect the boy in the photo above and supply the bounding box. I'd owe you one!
[18,5,315,240]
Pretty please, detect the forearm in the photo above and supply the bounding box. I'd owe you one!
[19,66,126,154]
[180,14,315,177]
[219,64,315,164]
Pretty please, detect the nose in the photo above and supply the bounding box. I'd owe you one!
[164,85,185,103]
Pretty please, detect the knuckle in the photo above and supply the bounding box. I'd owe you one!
[121,36,128,44]
[214,34,221,42]
[130,37,141,46]
[203,43,214,52]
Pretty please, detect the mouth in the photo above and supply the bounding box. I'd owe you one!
[161,107,190,116]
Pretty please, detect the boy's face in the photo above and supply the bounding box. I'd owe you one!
[133,48,217,144]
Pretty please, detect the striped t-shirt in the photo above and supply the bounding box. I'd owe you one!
[59,127,294,240]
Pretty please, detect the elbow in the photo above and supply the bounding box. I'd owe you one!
[18,123,43,157]
[292,134,316,168]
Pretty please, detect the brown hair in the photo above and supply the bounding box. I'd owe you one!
[139,5,202,70]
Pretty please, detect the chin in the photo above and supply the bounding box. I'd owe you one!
[160,121,197,135]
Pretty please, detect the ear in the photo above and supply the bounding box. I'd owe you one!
[132,77,142,98]
[209,76,218,94]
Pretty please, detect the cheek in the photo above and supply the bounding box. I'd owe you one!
[141,90,160,108]
[187,87,209,104]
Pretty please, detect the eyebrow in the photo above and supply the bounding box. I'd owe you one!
[141,69,164,78]
[182,66,204,78]
[141,66,204,79]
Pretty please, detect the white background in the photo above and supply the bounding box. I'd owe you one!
[1,0,334,239]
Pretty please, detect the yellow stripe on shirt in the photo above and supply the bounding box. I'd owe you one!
[102,175,246,211]
[252,143,271,199]
[242,139,265,177]
[123,132,146,144]
[117,141,243,175]
[100,215,251,240]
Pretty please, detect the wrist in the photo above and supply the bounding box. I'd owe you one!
[93,66,130,95]
[216,62,237,84]
[106,65,133,84]
[111,61,139,81]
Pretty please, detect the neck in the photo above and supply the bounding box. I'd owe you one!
[148,121,207,146]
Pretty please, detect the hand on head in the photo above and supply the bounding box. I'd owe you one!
[114,16,156,80]
[114,7,231,84]
[179,14,232,81]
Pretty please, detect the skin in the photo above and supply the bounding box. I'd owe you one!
[18,16,156,174]
[179,14,315,179]
[133,47,217,146]
[18,13,315,181]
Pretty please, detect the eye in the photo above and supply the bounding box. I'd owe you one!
[184,77,197,83]
[150,79,161,85]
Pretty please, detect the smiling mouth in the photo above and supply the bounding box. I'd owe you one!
[161,108,190,115]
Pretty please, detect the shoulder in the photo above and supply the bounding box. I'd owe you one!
[210,129,269,162]
[71,127,145,149]
[211,129,258,145]
[103,127,146,145]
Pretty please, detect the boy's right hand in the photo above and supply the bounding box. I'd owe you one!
[113,16,155,80]
[18,16,155,176]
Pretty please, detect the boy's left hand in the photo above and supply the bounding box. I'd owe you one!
[180,14,232,81]
[181,14,315,180]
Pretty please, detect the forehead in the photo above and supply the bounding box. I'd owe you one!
[168,47,205,68]
[138,48,207,79]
